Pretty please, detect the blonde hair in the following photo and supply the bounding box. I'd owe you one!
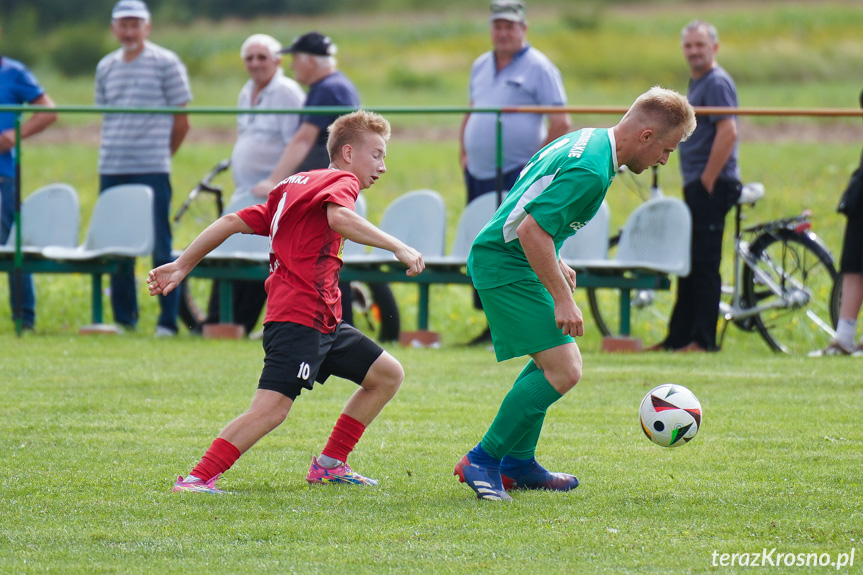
[327,110,391,161]
[626,86,697,141]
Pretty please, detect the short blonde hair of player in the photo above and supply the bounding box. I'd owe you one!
[626,86,697,142]
[327,110,392,161]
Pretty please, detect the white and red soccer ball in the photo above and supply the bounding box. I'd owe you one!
[639,384,702,448]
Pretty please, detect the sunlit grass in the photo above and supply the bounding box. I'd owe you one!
[0,337,859,573]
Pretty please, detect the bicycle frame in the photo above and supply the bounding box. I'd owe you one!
[172,158,230,227]
[721,211,810,322]
[719,200,838,347]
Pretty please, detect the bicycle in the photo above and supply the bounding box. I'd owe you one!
[172,160,402,341]
[586,167,838,354]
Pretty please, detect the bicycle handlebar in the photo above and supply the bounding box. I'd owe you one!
[201,158,231,186]
[172,159,230,225]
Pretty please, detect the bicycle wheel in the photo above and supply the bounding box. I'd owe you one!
[586,236,676,343]
[350,282,401,342]
[173,192,224,332]
[742,229,837,354]
[178,278,209,330]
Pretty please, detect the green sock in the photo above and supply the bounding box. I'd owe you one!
[507,413,545,460]
[504,360,544,460]
[515,359,540,382]
[480,369,562,460]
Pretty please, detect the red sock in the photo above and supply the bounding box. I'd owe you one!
[321,414,366,463]
[189,438,241,481]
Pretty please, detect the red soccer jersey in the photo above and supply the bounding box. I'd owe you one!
[236,169,359,333]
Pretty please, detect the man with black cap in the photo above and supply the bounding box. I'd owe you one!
[249,32,360,198]
[249,31,361,324]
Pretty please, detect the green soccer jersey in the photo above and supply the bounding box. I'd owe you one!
[467,128,619,289]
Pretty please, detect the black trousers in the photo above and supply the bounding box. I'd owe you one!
[664,178,741,350]
[205,280,268,335]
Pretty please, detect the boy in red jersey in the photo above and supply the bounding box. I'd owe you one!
[147,110,424,493]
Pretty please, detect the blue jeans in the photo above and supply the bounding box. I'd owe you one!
[100,173,178,331]
[0,176,36,327]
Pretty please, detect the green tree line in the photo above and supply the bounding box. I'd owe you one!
[1,0,356,31]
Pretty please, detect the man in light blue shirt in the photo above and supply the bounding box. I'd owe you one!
[459,0,571,344]
[460,0,570,200]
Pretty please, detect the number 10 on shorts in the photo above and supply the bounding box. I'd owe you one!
[297,362,311,381]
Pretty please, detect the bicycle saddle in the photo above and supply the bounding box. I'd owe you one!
[738,182,765,205]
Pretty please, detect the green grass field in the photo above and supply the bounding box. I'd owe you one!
[1,338,860,573]
[2,2,863,572]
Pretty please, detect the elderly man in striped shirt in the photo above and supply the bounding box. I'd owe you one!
[95,0,192,336]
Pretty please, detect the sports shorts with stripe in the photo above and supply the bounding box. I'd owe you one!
[476,277,574,362]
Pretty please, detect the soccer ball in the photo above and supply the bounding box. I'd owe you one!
[639,384,702,448]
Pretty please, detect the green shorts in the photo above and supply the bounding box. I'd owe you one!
[477,278,575,362]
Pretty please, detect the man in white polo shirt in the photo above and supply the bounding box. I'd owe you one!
[95,0,192,336]
[200,34,305,336]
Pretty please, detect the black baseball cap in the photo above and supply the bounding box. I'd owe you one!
[280,32,336,56]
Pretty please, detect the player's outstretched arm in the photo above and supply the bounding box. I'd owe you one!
[148,214,253,296]
[327,203,425,276]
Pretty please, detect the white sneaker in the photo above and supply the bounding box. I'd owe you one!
[154,326,177,338]
[807,340,851,357]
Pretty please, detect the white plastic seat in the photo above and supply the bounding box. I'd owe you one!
[342,193,368,258]
[581,197,692,277]
[43,184,154,260]
[201,194,270,263]
[425,191,503,268]
[0,183,79,255]
[558,200,611,267]
[343,189,446,265]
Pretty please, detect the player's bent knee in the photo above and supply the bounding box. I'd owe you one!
[362,352,404,394]
[546,366,581,394]
[242,406,289,435]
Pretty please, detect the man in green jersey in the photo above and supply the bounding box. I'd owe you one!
[454,86,696,501]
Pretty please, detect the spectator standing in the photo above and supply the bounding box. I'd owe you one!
[454,88,696,501]
[0,26,57,330]
[459,0,571,344]
[649,19,742,353]
[201,33,305,335]
[250,31,361,325]
[810,89,863,357]
[95,0,192,336]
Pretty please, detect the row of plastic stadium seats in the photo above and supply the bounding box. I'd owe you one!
[559,197,692,277]
[0,183,153,261]
[341,189,691,278]
[3,183,691,280]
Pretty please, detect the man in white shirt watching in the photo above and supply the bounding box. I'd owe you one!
[202,33,305,336]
